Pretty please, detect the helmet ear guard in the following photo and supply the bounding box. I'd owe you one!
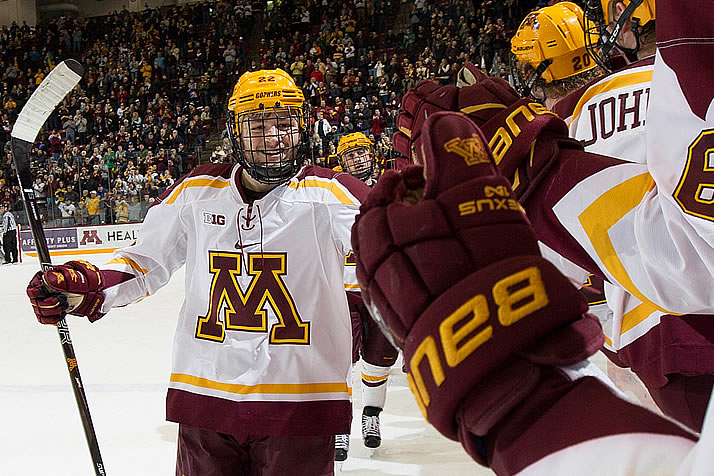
[226,69,312,184]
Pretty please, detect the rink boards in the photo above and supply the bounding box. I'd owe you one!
[19,222,142,257]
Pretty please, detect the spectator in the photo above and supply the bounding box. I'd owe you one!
[58,199,76,227]
[85,190,101,224]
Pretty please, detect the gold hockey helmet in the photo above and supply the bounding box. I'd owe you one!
[337,132,375,181]
[600,0,655,26]
[511,2,599,85]
[226,69,310,184]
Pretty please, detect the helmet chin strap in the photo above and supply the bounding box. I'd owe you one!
[599,0,643,61]
[520,59,552,100]
[248,161,303,184]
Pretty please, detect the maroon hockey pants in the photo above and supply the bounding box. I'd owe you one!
[176,425,335,476]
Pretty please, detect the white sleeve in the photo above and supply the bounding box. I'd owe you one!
[328,200,361,292]
[99,192,188,311]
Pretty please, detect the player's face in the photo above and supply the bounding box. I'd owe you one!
[240,109,301,167]
[342,147,373,177]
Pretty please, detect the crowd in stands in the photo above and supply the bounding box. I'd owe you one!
[0,0,539,228]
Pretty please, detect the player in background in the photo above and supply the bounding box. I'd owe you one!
[352,108,708,476]
[510,2,604,110]
[558,0,656,156]
[26,68,370,476]
[394,0,714,431]
[336,133,381,186]
[512,0,713,432]
[333,132,398,461]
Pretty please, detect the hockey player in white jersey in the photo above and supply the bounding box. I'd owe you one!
[395,0,714,428]
[333,132,398,461]
[26,68,370,475]
[374,0,714,473]
[510,1,713,432]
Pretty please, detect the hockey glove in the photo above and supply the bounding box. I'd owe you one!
[353,112,603,461]
[27,260,106,324]
[393,63,583,203]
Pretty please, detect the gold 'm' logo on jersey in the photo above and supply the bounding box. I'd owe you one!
[444,134,490,166]
[196,251,310,345]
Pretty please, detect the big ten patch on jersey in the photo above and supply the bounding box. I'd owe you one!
[202,211,227,226]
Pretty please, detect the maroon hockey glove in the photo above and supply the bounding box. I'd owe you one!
[27,260,106,324]
[353,112,603,458]
[393,63,583,203]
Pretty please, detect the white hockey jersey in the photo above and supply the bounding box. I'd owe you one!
[547,45,714,316]
[98,162,369,437]
[491,1,714,474]
[553,58,658,352]
[542,13,714,429]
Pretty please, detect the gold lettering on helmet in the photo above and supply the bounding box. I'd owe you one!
[443,134,490,166]
[255,91,282,99]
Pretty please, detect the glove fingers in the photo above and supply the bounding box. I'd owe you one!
[26,272,47,299]
[367,279,409,347]
[412,79,441,96]
[362,170,406,209]
[401,165,426,190]
[397,84,460,150]
[392,130,411,159]
[416,111,497,198]
[487,76,521,104]
[30,295,66,325]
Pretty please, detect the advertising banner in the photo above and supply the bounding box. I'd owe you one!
[21,223,142,257]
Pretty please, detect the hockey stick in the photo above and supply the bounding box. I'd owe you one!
[11,60,106,476]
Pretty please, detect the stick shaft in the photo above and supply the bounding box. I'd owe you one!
[11,63,107,476]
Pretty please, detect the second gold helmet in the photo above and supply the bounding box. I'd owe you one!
[511,2,599,84]
[337,132,375,181]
